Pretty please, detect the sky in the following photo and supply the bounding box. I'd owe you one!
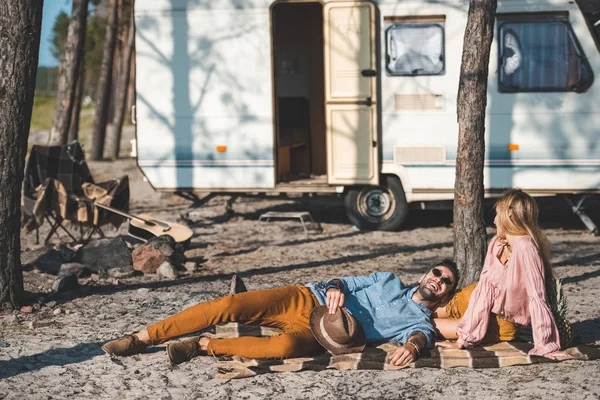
[39,0,72,67]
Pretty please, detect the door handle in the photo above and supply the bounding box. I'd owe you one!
[361,69,377,77]
[365,97,372,107]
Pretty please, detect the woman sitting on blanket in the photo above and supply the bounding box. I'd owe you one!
[433,189,572,360]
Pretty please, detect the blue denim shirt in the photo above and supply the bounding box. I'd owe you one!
[306,272,436,348]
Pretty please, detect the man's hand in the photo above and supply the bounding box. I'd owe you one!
[435,340,463,349]
[388,344,417,367]
[326,288,345,314]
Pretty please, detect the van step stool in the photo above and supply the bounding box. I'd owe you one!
[258,211,314,233]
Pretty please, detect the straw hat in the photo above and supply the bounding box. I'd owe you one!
[310,306,366,355]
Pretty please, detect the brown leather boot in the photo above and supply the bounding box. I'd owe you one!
[166,336,206,365]
[102,334,148,357]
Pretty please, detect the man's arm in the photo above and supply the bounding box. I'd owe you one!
[388,332,427,367]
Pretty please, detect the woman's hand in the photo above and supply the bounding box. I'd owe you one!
[435,340,463,350]
[544,351,574,361]
[326,288,345,314]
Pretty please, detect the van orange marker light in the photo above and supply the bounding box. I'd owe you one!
[507,144,519,151]
[216,145,227,152]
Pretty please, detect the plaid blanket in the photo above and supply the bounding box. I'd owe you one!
[210,323,600,379]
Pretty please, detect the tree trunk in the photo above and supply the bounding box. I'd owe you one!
[0,1,43,309]
[48,0,89,146]
[90,0,118,160]
[453,0,497,287]
[68,51,86,143]
[106,3,135,160]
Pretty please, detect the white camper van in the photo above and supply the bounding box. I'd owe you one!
[133,0,600,231]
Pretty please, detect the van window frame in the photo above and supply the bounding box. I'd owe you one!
[384,20,446,77]
[497,14,594,93]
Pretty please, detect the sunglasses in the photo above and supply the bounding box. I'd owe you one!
[431,268,453,286]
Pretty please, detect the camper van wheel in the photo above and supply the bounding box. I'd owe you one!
[344,176,409,231]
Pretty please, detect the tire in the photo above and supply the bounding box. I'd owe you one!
[344,176,409,231]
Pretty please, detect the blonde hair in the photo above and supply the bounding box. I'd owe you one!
[495,189,556,280]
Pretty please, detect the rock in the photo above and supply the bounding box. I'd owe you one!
[28,321,36,330]
[170,251,186,266]
[21,247,69,275]
[107,265,137,279]
[33,303,41,311]
[230,274,248,295]
[147,235,176,256]
[0,340,10,348]
[132,244,169,274]
[184,261,198,272]
[57,263,88,278]
[12,315,20,325]
[137,288,151,294]
[157,262,178,280]
[20,305,34,314]
[54,244,77,262]
[53,308,62,316]
[52,274,79,293]
[45,301,57,308]
[74,236,133,274]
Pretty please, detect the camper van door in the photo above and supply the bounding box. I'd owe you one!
[324,1,379,186]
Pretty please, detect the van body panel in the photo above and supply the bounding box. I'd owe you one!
[135,0,600,195]
[135,6,275,189]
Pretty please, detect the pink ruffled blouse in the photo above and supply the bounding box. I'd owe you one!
[456,235,561,355]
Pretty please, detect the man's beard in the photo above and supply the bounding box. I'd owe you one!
[418,283,444,302]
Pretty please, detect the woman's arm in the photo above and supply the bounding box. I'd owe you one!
[455,278,495,348]
[517,246,561,356]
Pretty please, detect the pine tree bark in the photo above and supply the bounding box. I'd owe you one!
[49,0,89,146]
[453,0,497,287]
[90,0,118,160]
[0,1,43,309]
[106,4,135,160]
[68,52,86,143]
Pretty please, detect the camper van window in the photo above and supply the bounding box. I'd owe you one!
[498,18,593,93]
[385,22,445,76]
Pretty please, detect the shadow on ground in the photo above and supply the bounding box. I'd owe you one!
[0,341,104,380]
[181,195,598,232]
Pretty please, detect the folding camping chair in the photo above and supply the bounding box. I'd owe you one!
[21,141,130,245]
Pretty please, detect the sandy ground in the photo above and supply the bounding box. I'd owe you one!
[1,131,600,399]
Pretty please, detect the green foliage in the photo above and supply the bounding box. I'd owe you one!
[48,1,115,100]
[546,277,573,349]
[35,67,59,95]
[50,11,70,61]
[31,91,95,138]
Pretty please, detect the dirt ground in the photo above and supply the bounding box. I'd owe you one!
[1,138,600,399]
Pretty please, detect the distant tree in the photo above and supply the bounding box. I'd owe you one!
[84,13,108,99]
[50,11,70,61]
[106,0,135,160]
[90,0,118,160]
[49,0,89,146]
[453,0,497,287]
[0,1,43,309]
[49,1,108,102]
[68,52,86,142]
